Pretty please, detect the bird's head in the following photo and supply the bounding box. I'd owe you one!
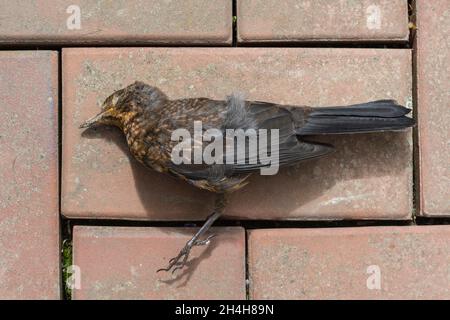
[79,88,128,129]
[79,81,166,129]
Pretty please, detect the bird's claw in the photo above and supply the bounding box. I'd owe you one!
[157,234,216,274]
[193,234,216,246]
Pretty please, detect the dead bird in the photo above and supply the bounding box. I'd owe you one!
[80,81,414,273]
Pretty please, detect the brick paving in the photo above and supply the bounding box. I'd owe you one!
[238,0,409,43]
[416,0,450,217]
[0,1,449,300]
[72,226,246,300]
[248,226,450,299]
[0,52,60,299]
[0,0,232,45]
[62,47,412,221]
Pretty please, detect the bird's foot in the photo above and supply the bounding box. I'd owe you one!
[157,234,216,274]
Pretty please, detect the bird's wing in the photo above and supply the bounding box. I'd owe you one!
[225,100,334,172]
[162,98,334,179]
[164,134,333,178]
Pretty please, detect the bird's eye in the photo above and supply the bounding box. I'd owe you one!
[102,94,119,111]
[111,94,119,106]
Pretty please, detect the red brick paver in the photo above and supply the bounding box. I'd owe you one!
[416,0,450,217]
[238,0,409,43]
[248,226,450,299]
[0,52,59,299]
[0,0,231,45]
[62,48,413,221]
[72,226,245,300]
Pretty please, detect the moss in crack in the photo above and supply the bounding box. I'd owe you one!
[232,14,237,46]
[408,0,417,33]
[62,239,73,299]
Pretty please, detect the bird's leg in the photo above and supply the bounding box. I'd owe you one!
[157,194,227,274]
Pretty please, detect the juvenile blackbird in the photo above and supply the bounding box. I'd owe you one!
[80,81,414,273]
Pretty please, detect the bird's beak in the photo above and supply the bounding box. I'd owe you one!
[79,109,108,129]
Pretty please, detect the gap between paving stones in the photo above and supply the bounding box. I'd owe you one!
[410,0,420,221]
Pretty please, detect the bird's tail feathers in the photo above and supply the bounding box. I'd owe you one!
[296,100,415,135]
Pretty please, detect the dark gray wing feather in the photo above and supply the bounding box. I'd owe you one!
[165,97,334,180]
